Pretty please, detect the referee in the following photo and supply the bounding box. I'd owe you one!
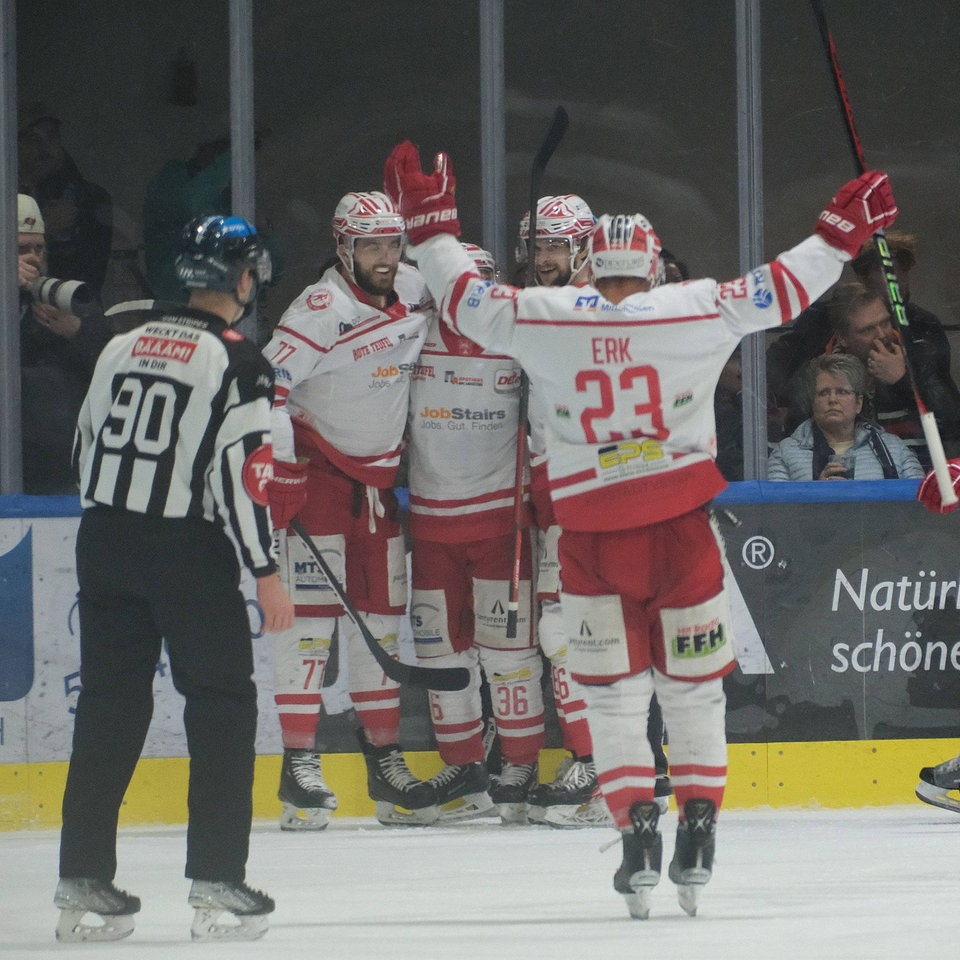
[55,216,294,943]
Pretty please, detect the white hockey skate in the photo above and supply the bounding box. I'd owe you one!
[278,748,338,830]
[54,878,140,942]
[917,752,960,812]
[188,880,274,941]
[430,761,497,822]
[668,798,717,917]
[613,801,662,920]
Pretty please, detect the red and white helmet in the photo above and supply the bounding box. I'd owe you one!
[516,194,595,267]
[332,191,405,274]
[588,213,662,285]
[461,242,497,280]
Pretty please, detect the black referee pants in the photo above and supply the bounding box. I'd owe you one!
[60,508,258,883]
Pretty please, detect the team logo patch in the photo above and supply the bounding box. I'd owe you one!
[307,289,333,311]
[242,443,273,505]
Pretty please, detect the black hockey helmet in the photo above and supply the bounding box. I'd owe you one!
[176,215,272,292]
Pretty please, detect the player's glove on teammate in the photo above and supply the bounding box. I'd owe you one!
[917,459,960,515]
[814,170,898,257]
[384,141,460,245]
[267,459,308,529]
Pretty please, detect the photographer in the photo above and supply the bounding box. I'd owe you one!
[17,194,113,494]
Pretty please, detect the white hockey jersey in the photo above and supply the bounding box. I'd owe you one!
[263,261,434,486]
[413,232,847,531]
[406,315,525,542]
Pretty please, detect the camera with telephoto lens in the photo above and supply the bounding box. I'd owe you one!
[30,276,98,318]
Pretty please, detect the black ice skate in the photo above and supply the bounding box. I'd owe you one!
[278,748,339,831]
[916,752,960,813]
[188,880,274,941]
[489,761,538,824]
[358,732,438,825]
[527,757,612,828]
[668,798,717,916]
[54,878,140,942]
[430,760,496,822]
[613,801,662,920]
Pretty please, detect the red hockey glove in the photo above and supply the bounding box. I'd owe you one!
[384,140,460,245]
[917,459,960,515]
[267,459,308,529]
[814,170,898,257]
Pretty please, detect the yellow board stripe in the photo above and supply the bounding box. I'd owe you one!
[1,740,955,830]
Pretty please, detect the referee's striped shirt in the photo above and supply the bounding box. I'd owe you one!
[73,305,278,577]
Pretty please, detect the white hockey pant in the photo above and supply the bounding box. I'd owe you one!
[583,669,726,826]
[272,617,336,749]
[427,648,484,765]
[341,612,402,746]
[478,645,545,764]
[538,598,590,754]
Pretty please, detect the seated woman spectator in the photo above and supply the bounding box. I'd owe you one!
[768,353,923,481]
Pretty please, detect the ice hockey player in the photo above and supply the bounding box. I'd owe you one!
[263,191,437,826]
[57,215,292,941]
[406,241,544,823]
[383,139,897,917]
[518,195,671,827]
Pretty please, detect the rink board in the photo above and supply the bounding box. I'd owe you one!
[0,738,954,828]
[2,483,960,827]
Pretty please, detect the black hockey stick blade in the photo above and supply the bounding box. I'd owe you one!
[289,518,470,691]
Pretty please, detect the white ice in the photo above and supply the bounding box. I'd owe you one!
[2,804,955,959]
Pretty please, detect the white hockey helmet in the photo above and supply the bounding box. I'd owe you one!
[588,213,662,285]
[461,242,497,280]
[516,194,596,268]
[332,191,405,274]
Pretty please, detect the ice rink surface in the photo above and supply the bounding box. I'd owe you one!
[2,804,956,960]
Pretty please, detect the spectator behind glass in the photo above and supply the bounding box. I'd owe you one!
[828,282,960,469]
[17,194,113,494]
[767,353,923,481]
[17,102,113,299]
[767,232,960,460]
[143,129,281,305]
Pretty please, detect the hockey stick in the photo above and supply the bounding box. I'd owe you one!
[289,517,470,691]
[809,0,957,507]
[506,105,570,640]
